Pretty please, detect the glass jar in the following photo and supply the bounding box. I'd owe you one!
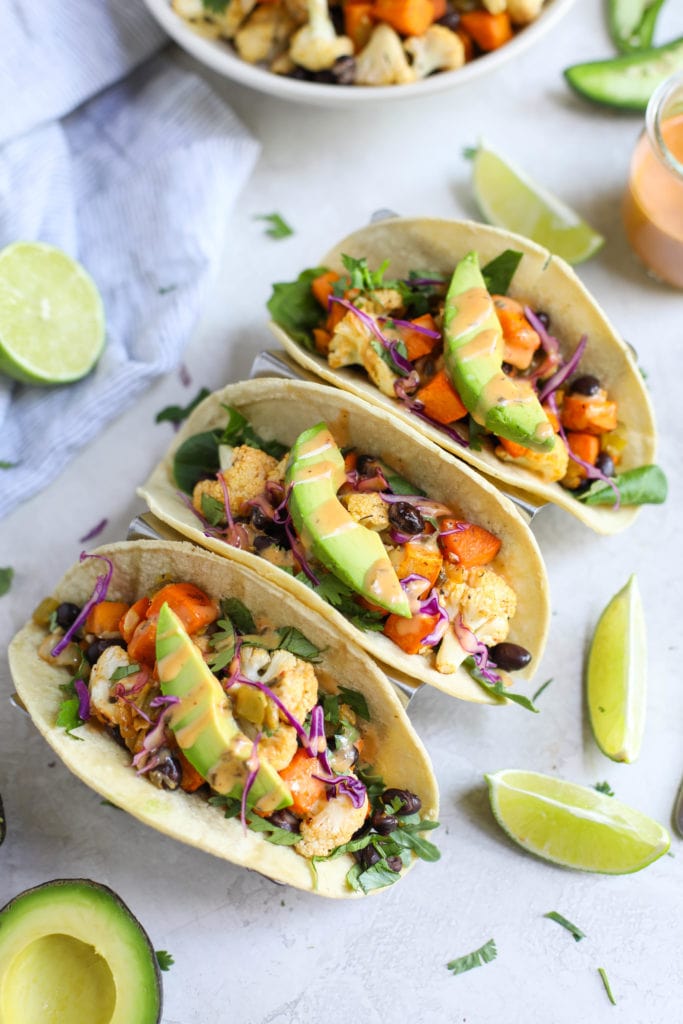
[622,72,683,288]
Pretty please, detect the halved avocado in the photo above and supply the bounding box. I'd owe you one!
[0,879,161,1024]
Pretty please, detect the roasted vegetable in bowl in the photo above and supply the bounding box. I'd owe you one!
[172,0,553,86]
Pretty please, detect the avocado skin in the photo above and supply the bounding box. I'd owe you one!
[443,251,555,454]
[286,423,411,617]
[156,603,292,811]
[0,878,161,1024]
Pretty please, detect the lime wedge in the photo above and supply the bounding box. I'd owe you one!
[587,575,647,763]
[486,769,670,874]
[0,242,105,386]
[471,143,605,265]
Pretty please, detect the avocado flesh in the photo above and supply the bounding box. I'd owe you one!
[286,423,411,618]
[0,879,161,1024]
[443,251,555,453]
[155,603,292,813]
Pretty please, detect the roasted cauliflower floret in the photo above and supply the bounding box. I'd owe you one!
[240,647,318,726]
[173,0,258,37]
[507,0,545,25]
[289,0,353,71]
[355,289,405,315]
[481,0,508,13]
[495,434,569,483]
[328,310,399,398]
[220,444,279,516]
[404,25,465,78]
[89,646,131,728]
[297,792,369,858]
[342,492,390,531]
[355,24,416,86]
[258,724,298,772]
[438,565,517,646]
[235,4,297,64]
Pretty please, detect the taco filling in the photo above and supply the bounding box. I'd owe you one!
[170,405,532,698]
[268,250,665,511]
[34,554,439,893]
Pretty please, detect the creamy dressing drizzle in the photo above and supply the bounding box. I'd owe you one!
[364,558,405,605]
[449,286,494,339]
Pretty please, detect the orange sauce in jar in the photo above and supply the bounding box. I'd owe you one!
[623,76,683,289]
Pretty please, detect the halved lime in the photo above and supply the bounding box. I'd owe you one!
[486,769,669,873]
[471,143,605,265]
[0,242,105,386]
[587,575,646,763]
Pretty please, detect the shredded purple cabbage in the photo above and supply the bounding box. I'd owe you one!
[74,678,91,721]
[150,694,181,708]
[418,592,450,648]
[453,616,501,685]
[78,518,108,544]
[132,706,174,775]
[328,296,412,378]
[179,362,192,387]
[523,307,562,384]
[378,315,440,339]
[538,335,588,404]
[381,493,453,518]
[51,553,114,656]
[439,521,468,538]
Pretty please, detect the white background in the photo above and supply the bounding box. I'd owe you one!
[1,0,683,1021]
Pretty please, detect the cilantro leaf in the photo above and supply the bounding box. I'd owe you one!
[274,626,322,662]
[462,145,477,160]
[482,249,523,295]
[467,416,485,452]
[594,780,615,797]
[295,571,386,632]
[201,0,229,12]
[218,404,288,459]
[155,387,211,426]
[544,911,585,942]
[110,664,141,682]
[267,266,328,351]
[0,460,17,469]
[155,950,175,972]
[255,212,294,240]
[244,814,301,846]
[347,860,402,893]
[201,493,226,527]
[463,657,539,713]
[340,254,390,293]
[447,939,497,976]
[220,597,257,636]
[336,686,370,721]
[0,567,14,597]
[56,697,84,738]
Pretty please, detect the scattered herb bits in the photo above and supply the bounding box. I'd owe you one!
[544,911,586,942]
[447,938,497,976]
[255,213,294,240]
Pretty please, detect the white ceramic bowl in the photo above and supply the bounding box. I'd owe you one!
[144,0,577,106]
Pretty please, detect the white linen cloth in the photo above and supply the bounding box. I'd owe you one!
[0,0,260,518]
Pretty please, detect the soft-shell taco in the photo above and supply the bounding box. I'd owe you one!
[267,218,664,534]
[8,540,439,898]
[139,379,549,706]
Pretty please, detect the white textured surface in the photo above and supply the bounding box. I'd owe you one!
[1,0,682,1020]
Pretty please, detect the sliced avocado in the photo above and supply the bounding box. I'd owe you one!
[286,424,411,618]
[0,879,161,1024]
[155,603,292,813]
[443,252,555,453]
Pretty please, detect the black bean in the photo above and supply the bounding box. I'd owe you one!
[329,4,344,33]
[572,477,593,495]
[85,638,124,665]
[55,602,81,630]
[331,55,356,85]
[502,362,514,374]
[386,855,403,873]
[371,809,398,835]
[268,809,301,834]
[437,11,461,30]
[388,502,425,535]
[357,454,379,477]
[148,755,182,791]
[253,535,273,553]
[380,788,421,815]
[488,642,532,673]
[535,311,551,328]
[569,374,601,396]
[595,452,615,477]
[288,65,313,81]
[356,844,381,870]
[251,507,270,531]
[351,819,372,841]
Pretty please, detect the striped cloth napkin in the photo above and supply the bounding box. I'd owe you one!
[0,0,260,519]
